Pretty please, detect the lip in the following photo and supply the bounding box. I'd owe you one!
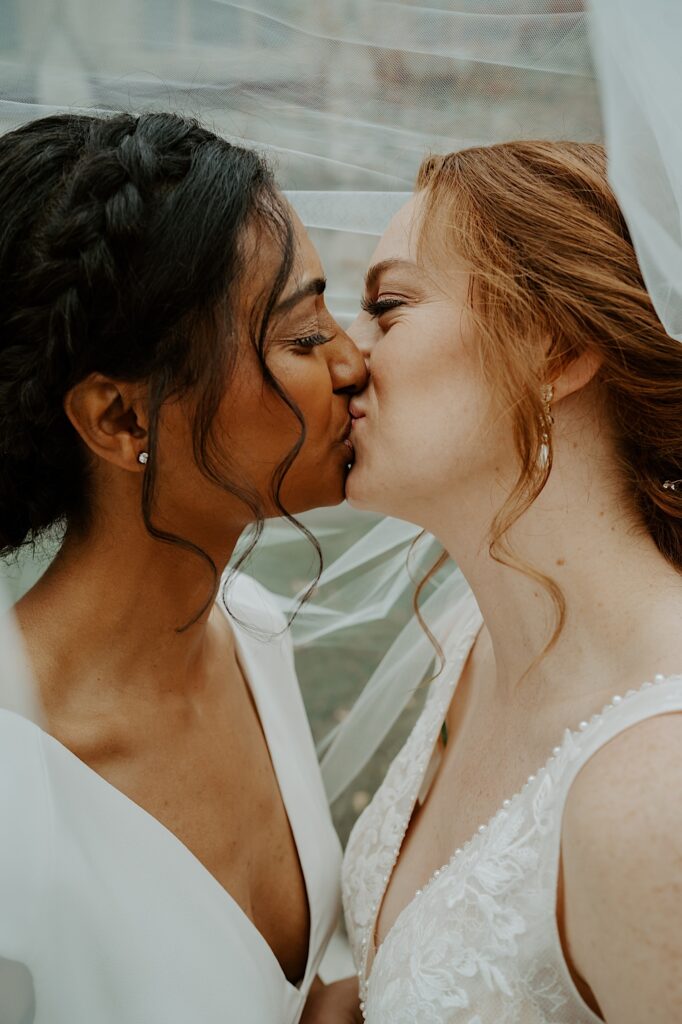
[337,417,355,464]
[349,400,366,421]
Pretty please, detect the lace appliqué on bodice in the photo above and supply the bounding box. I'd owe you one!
[342,597,682,1024]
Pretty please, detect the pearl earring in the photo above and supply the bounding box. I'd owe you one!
[539,383,554,470]
[137,451,149,465]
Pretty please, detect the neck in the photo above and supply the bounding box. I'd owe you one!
[428,432,682,700]
[16,509,244,701]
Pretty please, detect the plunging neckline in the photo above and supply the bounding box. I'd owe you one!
[366,613,483,976]
[35,596,314,993]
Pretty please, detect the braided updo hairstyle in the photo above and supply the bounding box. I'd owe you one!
[0,112,297,573]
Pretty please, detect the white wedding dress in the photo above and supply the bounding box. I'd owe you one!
[0,572,341,1024]
[342,589,682,1024]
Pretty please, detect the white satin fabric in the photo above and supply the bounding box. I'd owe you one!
[0,572,341,1024]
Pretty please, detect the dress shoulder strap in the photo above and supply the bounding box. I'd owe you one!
[551,674,682,806]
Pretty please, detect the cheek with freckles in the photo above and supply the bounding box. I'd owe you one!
[347,314,493,519]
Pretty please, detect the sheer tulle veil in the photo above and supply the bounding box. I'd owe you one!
[588,0,682,343]
[253,0,682,804]
[1,2,680,805]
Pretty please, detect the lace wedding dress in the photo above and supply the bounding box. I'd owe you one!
[342,589,682,1024]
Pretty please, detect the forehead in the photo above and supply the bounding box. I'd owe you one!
[287,203,324,281]
[244,200,324,294]
[366,190,471,303]
[370,193,425,266]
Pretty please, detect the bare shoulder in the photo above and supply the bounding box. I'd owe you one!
[564,710,682,838]
[561,711,682,1023]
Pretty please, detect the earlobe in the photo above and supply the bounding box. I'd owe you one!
[64,374,148,471]
[552,349,603,402]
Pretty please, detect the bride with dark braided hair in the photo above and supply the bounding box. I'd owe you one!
[0,111,364,1023]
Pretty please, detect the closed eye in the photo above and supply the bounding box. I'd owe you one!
[361,296,406,318]
[292,332,331,348]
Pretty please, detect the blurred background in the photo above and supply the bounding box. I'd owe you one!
[0,0,602,843]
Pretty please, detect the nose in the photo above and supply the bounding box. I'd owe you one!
[347,311,377,368]
[330,323,369,395]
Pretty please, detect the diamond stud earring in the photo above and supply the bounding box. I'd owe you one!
[137,451,149,465]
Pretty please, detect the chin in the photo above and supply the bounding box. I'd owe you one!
[315,488,346,510]
[346,464,412,519]
[344,464,374,511]
[308,471,348,511]
[280,453,351,513]
[288,488,344,515]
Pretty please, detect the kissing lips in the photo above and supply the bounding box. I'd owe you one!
[343,419,355,466]
[349,399,366,422]
[338,417,355,468]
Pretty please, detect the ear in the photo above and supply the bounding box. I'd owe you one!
[63,374,149,472]
[552,349,603,402]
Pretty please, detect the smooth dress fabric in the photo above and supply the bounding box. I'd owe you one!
[342,588,682,1024]
[0,572,341,1024]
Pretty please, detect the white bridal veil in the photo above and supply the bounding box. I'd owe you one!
[1,1,680,811]
[588,0,682,344]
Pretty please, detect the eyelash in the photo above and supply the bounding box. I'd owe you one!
[292,332,331,349]
[361,296,405,318]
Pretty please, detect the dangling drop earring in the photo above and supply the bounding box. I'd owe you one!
[137,451,149,465]
[538,383,554,470]
[662,479,682,492]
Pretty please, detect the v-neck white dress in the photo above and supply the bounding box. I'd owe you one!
[0,572,341,1024]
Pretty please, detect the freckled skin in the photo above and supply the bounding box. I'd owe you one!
[342,192,682,1024]
[345,195,497,528]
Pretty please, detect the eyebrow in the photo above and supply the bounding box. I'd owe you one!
[274,276,326,314]
[364,258,422,296]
